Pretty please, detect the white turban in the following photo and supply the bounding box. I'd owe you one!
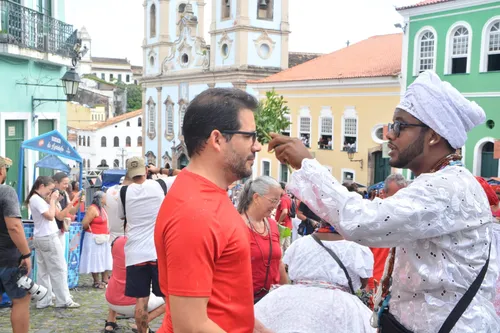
[397,70,485,149]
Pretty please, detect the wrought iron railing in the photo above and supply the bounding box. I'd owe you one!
[0,0,77,58]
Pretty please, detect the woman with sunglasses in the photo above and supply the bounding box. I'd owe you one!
[237,176,288,303]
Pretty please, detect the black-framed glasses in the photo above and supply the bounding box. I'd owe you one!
[388,121,428,138]
[221,130,257,143]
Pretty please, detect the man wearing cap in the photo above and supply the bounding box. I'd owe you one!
[117,156,176,333]
[0,156,32,333]
[268,71,500,332]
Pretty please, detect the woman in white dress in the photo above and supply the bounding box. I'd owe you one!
[255,222,375,333]
[79,191,112,288]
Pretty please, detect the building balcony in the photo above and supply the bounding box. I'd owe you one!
[0,0,77,64]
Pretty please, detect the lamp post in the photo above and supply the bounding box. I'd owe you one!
[347,146,364,169]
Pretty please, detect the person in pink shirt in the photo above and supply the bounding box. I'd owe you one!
[104,236,165,333]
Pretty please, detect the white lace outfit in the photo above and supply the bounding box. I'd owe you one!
[287,158,500,333]
[254,235,375,333]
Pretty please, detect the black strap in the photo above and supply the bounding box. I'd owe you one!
[437,243,491,333]
[260,220,273,293]
[311,234,355,294]
[120,185,128,232]
[156,179,168,195]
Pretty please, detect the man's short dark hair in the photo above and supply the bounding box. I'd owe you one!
[183,88,259,157]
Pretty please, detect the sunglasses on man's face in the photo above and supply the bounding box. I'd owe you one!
[387,121,428,138]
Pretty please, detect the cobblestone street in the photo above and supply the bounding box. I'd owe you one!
[0,275,163,333]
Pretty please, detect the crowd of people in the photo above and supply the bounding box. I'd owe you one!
[0,70,500,333]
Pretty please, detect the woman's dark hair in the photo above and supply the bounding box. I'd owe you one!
[71,181,79,192]
[25,176,54,205]
[182,88,258,157]
[53,172,69,183]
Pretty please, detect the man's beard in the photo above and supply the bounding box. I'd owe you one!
[225,150,254,180]
[389,130,426,169]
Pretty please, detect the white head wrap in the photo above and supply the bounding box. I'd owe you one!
[397,70,485,149]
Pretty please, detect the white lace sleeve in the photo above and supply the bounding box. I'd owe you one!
[287,159,489,248]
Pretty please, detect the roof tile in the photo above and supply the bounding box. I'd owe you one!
[252,33,402,84]
[397,0,453,10]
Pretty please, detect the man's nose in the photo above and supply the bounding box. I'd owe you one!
[253,140,262,152]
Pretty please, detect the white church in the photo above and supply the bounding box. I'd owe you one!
[141,0,315,169]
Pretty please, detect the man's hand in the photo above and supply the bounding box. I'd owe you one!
[147,165,161,174]
[50,190,60,202]
[19,257,31,277]
[268,133,313,170]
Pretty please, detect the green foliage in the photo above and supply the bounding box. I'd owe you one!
[114,81,143,112]
[125,84,142,112]
[255,89,291,145]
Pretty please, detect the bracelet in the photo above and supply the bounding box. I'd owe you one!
[159,167,164,175]
[168,168,174,177]
[19,253,31,260]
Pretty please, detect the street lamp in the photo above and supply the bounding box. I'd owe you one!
[61,67,81,100]
[347,146,364,169]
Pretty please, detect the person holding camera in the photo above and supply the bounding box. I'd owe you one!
[26,176,80,309]
[0,156,31,333]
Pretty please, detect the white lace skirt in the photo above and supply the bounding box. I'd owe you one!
[255,285,376,333]
[79,232,112,274]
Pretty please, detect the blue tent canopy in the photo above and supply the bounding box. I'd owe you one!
[34,155,70,174]
[368,181,384,192]
[17,130,83,204]
[101,169,126,188]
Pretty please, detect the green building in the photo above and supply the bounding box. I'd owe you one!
[397,0,500,179]
[0,0,77,196]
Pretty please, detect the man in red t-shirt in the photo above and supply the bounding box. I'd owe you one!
[155,88,272,333]
[275,182,292,253]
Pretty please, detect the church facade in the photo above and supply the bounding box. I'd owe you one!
[140,0,290,169]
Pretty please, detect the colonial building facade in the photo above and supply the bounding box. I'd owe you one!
[249,34,403,187]
[141,0,290,168]
[0,0,77,194]
[69,109,143,170]
[397,0,500,178]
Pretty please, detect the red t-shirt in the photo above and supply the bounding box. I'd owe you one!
[248,218,281,296]
[275,195,292,229]
[105,236,136,306]
[367,247,391,291]
[155,170,254,333]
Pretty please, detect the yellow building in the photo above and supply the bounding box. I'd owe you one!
[249,33,403,187]
[67,102,106,128]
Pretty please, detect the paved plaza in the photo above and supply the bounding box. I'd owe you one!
[0,275,163,333]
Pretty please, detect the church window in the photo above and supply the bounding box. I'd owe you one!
[101,73,105,80]
[181,54,189,65]
[114,136,119,147]
[221,44,229,58]
[147,98,156,139]
[101,136,106,147]
[150,4,157,38]
[179,104,187,131]
[166,103,174,136]
[257,0,273,20]
[222,0,230,19]
[179,3,186,13]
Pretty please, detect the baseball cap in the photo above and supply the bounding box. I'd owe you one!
[126,157,146,178]
[0,156,12,169]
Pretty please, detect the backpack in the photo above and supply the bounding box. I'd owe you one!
[289,199,296,218]
[120,179,168,231]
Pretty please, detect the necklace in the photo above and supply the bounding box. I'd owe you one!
[244,212,272,268]
[245,212,268,236]
[428,153,462,173]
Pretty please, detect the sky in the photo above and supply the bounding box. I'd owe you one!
[65,0,419,66]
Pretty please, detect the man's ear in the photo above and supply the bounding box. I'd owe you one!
[206,130,225,153]
[428,130,442,147]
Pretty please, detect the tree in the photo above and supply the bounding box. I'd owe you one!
[115,82,142,112]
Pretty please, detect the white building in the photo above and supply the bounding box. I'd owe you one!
[141,0,291,168]
[71,110,143,170]
[78,26,142,85]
